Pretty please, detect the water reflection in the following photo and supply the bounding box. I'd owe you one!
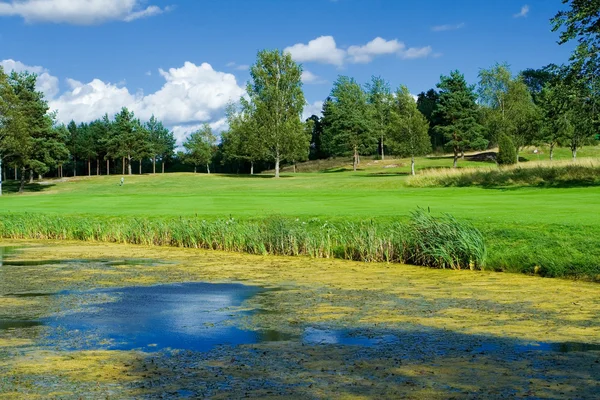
[46,283,271,352]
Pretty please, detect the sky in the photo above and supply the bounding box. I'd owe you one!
[0,0,574,144]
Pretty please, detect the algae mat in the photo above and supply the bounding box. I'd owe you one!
[0,240,599,399]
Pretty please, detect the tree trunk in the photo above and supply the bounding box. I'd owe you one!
[74,157,77,177]
[381,135,385,161]
[127,155,132,175]
[96,158,99,175]
[411,155,415,176]
[153,157,156,174]
[162,161,165,174]
[572,148,577,159]
[250,162,254,175]
[549,144,554,161]
[122,157,125,175]
[106,159,110,175]
[88,158,91,177]
[194,166,197,173]
[19,167,26,193]
[139,160,142,175]
[29,169,34,184]
[206,163,210,174]
[293,163,296,173]
[38,174,42,181]
[275,155,280,178]
[14,166,17,180]
[353,146,358,172]
[453,148,458,168]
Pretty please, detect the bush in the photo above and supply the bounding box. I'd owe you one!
[497,135,518,165]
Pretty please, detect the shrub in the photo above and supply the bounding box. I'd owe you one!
[497,135,517,165]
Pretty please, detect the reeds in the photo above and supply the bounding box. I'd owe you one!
[0,210,485,270]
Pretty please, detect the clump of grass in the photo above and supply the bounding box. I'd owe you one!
[406,209,486,270]
[407,158,600,188]
[0,211,484,271]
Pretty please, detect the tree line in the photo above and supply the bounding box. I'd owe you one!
[1,0,598,191]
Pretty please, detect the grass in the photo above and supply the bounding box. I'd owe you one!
[1,146,600,279]
[0,210,486,270]
[408,158,600,188]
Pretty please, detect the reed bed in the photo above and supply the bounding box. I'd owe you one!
[0,210,486,270]
[407,158,600,188]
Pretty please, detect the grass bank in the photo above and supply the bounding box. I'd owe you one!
[408,158,600,188]
[0,210,485,270]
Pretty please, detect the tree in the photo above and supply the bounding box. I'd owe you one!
[417,89,442,149]
[521,66,558,103]
[67,120,79,176]
[306,114,325,160]
[221,102,265,175]
[146,115,175,174]
[244,49,306,178]
[8,71,67,189]
[108,107,147,175]
[321,76,375,171]
[388,86,431,175]
[0,67,26,195]
[552,0,600,131]
[183,123,216,173]
[365,76,393,160]
[478,63,540,153]
[497,134,518,165]
[433,71,486,167]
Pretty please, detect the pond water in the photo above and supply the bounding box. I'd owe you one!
[45,282,281,352]
[1,247,599,356]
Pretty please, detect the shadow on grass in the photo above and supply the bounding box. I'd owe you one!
[360,172,410,177]
[220,174,292,179]
[1,180,55,194]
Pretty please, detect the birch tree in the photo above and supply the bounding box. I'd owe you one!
[245,49,306,178]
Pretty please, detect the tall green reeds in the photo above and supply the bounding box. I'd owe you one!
[0,210,485,270]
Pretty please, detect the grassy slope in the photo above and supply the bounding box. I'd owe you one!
[1,146,600,277]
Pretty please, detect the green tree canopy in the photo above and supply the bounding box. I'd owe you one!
[244,49,306,178]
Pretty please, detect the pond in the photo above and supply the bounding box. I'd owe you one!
[1,243,599,399]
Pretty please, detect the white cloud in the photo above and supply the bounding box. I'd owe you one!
[284,36,346,66]
[286,35,433,66]
[0,0,171,25]
[0,59,59,98]
[302,100,324,120]
[514,5,529,18]
[400,46,433,60]
[47,62,245,128]
[347,37,403,63]
[301,70,327,85]
[171,118,228,146]
[431,23,465,32]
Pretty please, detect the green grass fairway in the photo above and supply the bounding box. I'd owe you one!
[2,149,600,278]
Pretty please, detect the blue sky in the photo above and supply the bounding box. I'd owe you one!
[0,0,573,142]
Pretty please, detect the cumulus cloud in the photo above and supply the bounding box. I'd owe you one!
[2,58,245,145]
[302,100,324,121]
[47,62,245,127]
[514,5,529,18]
[301,70,327,85]
[0,0,172,24]
[284,36,346,66]
[171,118,228,146]
[347,37,403,63]
[285,35,432,66]
[431,23,465,32]
[0,59,60,98]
